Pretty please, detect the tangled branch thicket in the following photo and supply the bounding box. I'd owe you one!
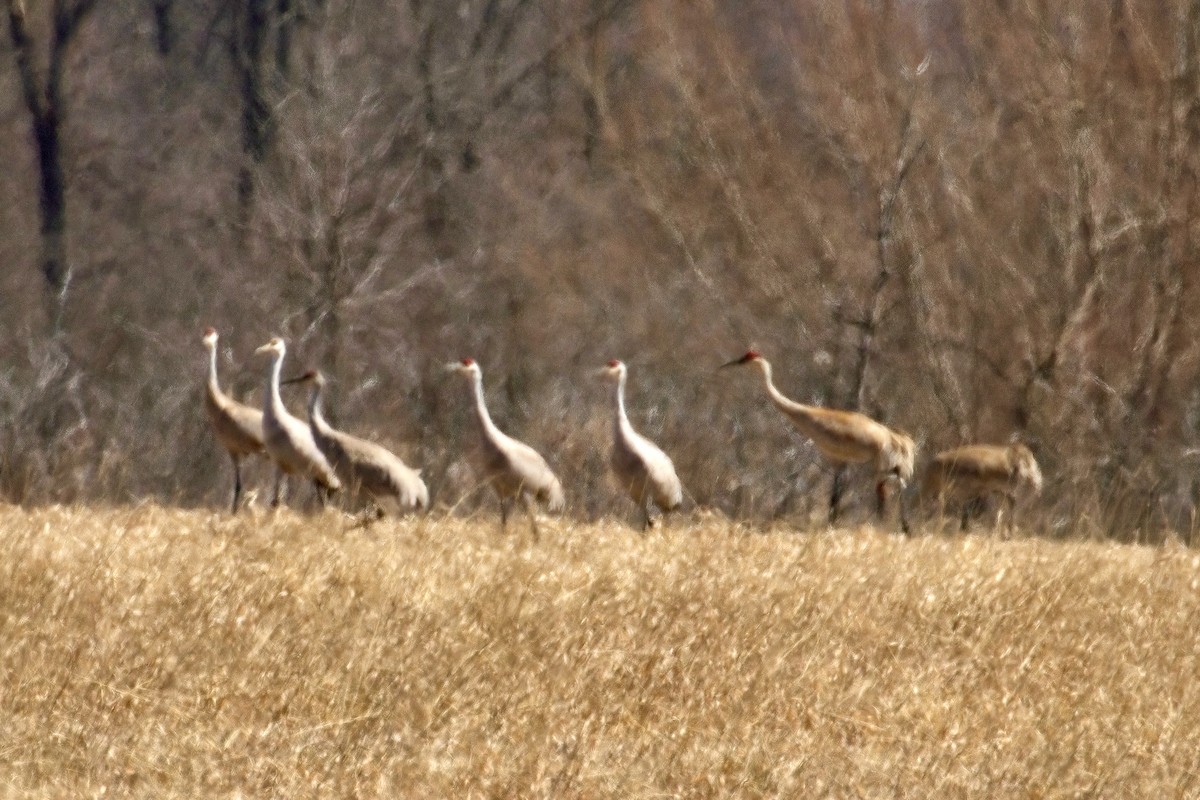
[1,1,1199,537]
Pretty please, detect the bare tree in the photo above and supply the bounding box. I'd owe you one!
[0,0,1198,534]
[4,0,99,335]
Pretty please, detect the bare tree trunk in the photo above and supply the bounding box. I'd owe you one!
[4,0,98,337]
[151,0,173,55]
[275,0,293,76]
[846,117,925,413]
[236,0,272,218]
[1139,2,1200,436]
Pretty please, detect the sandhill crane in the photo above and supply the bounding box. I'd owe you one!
[447,358,564,533]
[601,360,683,530]
[921,443,1043,533]
[283,369,428,517]
[254,337,341,508]
[201,327,265,513]
[721,350,915,533]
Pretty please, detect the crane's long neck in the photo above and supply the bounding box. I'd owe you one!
[612,371,633,437]
[307,382,331,437]
[756,358,816,422]
[265,351,286,420]
[206,345,222,398]
[469,370,500,437]
[756,359,787,408]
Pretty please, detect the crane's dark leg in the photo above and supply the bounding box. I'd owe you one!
[230,454,243,514]
[352,502,385,529]
[500,497,512,528]
[829,466,846,525]
[898,496,912,536]
[313,480,338,510]
[271,469,286,508]
[1003,494,1017,538]
[521,494,540,542]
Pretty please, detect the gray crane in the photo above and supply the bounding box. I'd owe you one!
[284,369,429,517]
[921,443,1043,532]
[254,337,341,507]
[722,350,915,533]
[447,358,564,532]
[601,360,683,530]
[201,327,265,513]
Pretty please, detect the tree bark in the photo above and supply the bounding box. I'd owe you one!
[236,0,272,217]
[4,0,98,335]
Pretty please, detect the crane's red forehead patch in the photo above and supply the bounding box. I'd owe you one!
[461,358,475,366]
[745,350,762,360]
[607,359,620,368]
[203,327,216,336]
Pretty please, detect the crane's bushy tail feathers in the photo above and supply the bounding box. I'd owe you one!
[540,477,566,514]
[1012,445,1044,495]
[886,432,917,483]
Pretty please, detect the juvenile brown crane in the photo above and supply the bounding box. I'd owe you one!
[284,369,429,516]
[447,358,564,532]
[254,338,341,508]
[601,359,683,530]
[921,443,1043,533]
[201,327,265,513]
[721,350,915,532]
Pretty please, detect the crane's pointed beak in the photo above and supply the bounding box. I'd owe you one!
[254,344,272,355]
[719,356,748,370]
[444,362,463,373]
[281,373,309,385]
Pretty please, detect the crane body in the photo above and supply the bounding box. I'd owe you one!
[722,350,914,532]
[448,358,564,532]
[254,338,341,507]
[201,327,265,512]
[922,443,1043,532]
[285,370,428,515]
[603,360,683,529]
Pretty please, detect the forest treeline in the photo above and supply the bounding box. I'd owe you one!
[1,0,1198,538]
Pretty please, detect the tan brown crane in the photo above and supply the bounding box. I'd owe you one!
[721,350,915,532]
[201,327,265,513]
[601,360,683,530]
[254,338,341,508]
[921,443,1043,533]
[447,358,564,533]
[284,370,429,517]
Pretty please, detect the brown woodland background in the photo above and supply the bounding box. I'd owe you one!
[2,0,1200,538]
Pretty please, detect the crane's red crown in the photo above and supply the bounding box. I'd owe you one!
[203,326,217,337]
[720,350,762,369]
[607,359,621,368]
[461,358,475,367]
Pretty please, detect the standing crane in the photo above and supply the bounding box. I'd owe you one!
[254,338,341,508]
[447,358,564,533]
[283,369,429,517]
[721,350,915,533]
[921,443,1043,533]
[601,360,683,530]
[201,327,265,513]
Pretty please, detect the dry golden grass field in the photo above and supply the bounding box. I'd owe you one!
[1,505,1198,798]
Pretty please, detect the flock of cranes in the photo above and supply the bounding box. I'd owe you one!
[202,329,1044,533]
